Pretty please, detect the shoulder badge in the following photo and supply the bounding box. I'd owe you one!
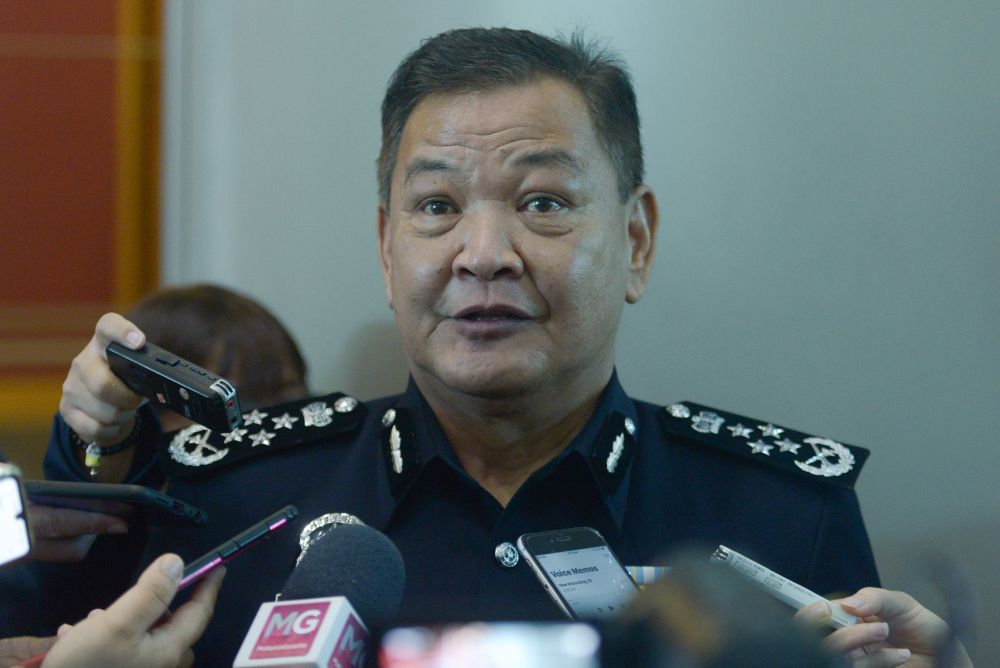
[658,401,869,489]
[159,393,366,478]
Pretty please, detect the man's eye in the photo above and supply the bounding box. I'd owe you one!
[524,197,564,214]
[421,200,457,216]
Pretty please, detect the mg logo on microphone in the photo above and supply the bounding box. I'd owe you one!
[265,608,322,636]
[250,600,331,659]
[328,613,369,668]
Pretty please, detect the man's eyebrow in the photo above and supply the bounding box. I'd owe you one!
[403,157,457,186]
[510,149,584,176]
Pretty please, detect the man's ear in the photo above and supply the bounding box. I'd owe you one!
[625,186,659,304]
[377,204,394,309]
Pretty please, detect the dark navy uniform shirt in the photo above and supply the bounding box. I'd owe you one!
[32,372,879,667]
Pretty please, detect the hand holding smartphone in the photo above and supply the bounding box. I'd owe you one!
[710,545,856,629]
[517,526,639,620]
[26,480,208,527]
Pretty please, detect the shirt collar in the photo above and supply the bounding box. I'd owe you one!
[377,371,637,529]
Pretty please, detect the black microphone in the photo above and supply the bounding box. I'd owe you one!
[233,518,405,667]
[280,522,405,629]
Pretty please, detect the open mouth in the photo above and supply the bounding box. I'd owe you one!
[453,305,532,322]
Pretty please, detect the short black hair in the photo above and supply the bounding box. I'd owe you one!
[378,28,643,206]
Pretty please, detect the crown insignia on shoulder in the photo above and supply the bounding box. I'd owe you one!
[659,401,869,489]
[159,392,365,478]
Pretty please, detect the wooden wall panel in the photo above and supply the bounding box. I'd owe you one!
[0,0,160,473]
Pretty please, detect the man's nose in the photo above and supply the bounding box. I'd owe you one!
[452,207,525,281]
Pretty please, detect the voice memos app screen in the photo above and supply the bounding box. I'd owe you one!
[536,545,637,618]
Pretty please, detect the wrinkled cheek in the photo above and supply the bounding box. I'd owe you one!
[392,247,452,335]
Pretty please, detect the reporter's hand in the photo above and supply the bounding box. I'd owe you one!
[0,636,56,668]
[59,313,146,449]
[26,504,128,562]
[797,586,973,668]
[40,553,225,668]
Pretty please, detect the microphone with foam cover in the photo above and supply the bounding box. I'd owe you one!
[233,518,405,667]
[280,522,405,628]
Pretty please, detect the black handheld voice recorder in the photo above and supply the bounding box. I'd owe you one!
[107,341,242,433]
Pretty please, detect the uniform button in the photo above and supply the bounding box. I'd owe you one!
[334,396,358,413]
[494,541,519,568]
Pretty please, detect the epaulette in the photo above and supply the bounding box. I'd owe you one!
[658,401,869,489]
[158,392,366,478]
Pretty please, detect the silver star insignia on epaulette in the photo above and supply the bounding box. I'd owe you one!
[748,440,774,455]
[758,424,784,438]
[271,413,299,430]
[222,427,248,443]
[775,438,801,454]
[250,430,276,447]
[243,409,268,426]
[727,423,753,439]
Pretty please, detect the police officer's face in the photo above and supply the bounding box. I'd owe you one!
[378,77,656,402]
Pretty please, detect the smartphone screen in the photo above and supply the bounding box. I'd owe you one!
[0,466,31,565]
[518,527,639,620]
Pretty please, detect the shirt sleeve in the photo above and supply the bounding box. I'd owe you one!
[42,404,165,487]
[806,485,881,597]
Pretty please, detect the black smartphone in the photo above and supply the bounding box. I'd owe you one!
[180,504,298,589]
[25,480,209,527]
[0,464,32,565]
[106,340,242,433]
[517,526,639,620]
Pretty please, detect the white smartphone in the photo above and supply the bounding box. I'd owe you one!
[517,526,639,620]
[710,545,857,629]
[0,463,32,565]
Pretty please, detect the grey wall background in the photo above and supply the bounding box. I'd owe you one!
[162,1,999,661]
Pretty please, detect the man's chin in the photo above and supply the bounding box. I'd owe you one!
[418,360,547,402]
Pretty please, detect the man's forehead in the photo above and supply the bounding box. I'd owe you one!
[395,78,599,174]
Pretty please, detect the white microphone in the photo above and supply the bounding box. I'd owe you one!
[233,517,405,668]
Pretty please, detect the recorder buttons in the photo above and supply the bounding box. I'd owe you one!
[154,352,181,366]
[494,542,519,568]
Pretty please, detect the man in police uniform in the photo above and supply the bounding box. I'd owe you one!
[33,29,880,666]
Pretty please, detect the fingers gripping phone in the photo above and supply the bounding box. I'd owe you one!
[26,480,209,527]
[0,464,31,565]
[517,526,639,620]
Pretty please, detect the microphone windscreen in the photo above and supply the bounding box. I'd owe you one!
[280,523,405,628]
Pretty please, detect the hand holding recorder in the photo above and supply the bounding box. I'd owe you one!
[59,314,148,482]
[59,312,242,482]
